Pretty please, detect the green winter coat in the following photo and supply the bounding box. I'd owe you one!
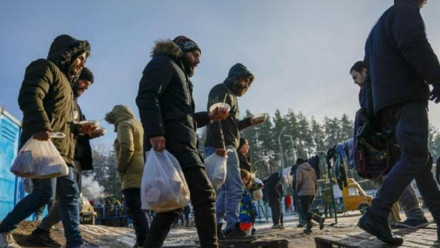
[110,105,145,190]
[18,35,90,166]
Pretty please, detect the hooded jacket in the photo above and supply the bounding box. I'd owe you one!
[18,34,90,166]
[204,64,253,149]
[365,0,440,114]
[136,40,210,168]
[109,105,145,190]
[265,172,283,206]
[295,162,317,197]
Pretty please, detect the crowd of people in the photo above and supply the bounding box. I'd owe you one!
[1,0,440,247]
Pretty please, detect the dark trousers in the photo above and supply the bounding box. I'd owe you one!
[371,102,440,221]
[122,188,149,246]
[270,201,282,226]
[144,167,218,248]
[299,195,322,229]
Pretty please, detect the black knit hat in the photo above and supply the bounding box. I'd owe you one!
[78,67,94,84]
[173,36,201,54]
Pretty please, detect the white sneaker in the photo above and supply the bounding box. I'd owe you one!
[0,232,21,248]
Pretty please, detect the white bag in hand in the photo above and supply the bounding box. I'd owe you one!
[141,149,190,212]
[204,153,227,190]
[10,133,68,179]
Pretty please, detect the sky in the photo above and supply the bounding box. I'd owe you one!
[2,0,440,149]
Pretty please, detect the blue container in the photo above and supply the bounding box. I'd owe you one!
[0,107,22,219]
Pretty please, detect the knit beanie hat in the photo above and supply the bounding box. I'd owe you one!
[78,67,94,84]
[173,36,201,54]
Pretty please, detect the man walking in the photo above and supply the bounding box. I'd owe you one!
[26,67,104,247]
[350,61,429,230]
[105,105,148,248]
[136,36,228,248]
[0,34,92,248]
[358,0,440,245]
[204,63,265,241]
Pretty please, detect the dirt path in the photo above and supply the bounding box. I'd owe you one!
[10,212,432,247]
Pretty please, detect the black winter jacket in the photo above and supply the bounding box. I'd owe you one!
[205,81,252,149]
[73,101,93,170]
[136,40,210,168]
[364,0,440,114]
[18,35,90,166]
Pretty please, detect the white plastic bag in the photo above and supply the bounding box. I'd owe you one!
[251,178,264,201]
[204,153,227,190]
[252,188,263,201]
[141,149,190,212]
[10,133,69,179]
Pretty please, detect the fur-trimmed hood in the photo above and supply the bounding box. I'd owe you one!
[151,39,183,58]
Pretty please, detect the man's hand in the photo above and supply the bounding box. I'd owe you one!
[79,122,98,136]
[430,83,440,103]
[215,147,227,157]
[150,136,166,152]
[33,131,50,141]
[209,107,229,122]
[90,128,106,138]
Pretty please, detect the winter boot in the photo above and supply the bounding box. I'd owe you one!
[27,228,61,247]
[303,219,313,235]
[358,209,403,245]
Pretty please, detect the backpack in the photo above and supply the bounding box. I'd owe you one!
[353,109,400,179]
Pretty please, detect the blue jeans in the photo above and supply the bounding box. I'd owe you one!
[205,146,243,231]
[39,196,61,231]
[370,102,440,221]
[39,162,83,232]
[0,167,83,247]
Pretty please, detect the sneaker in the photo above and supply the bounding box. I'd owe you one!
[271,224,284,229]
[26,228,61,247]
[358,209,403,245]
[303,228,312,235]
[296,223,305,228]
[222,223,256,243]
[0,232,21,248]
[395,218,429,229]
